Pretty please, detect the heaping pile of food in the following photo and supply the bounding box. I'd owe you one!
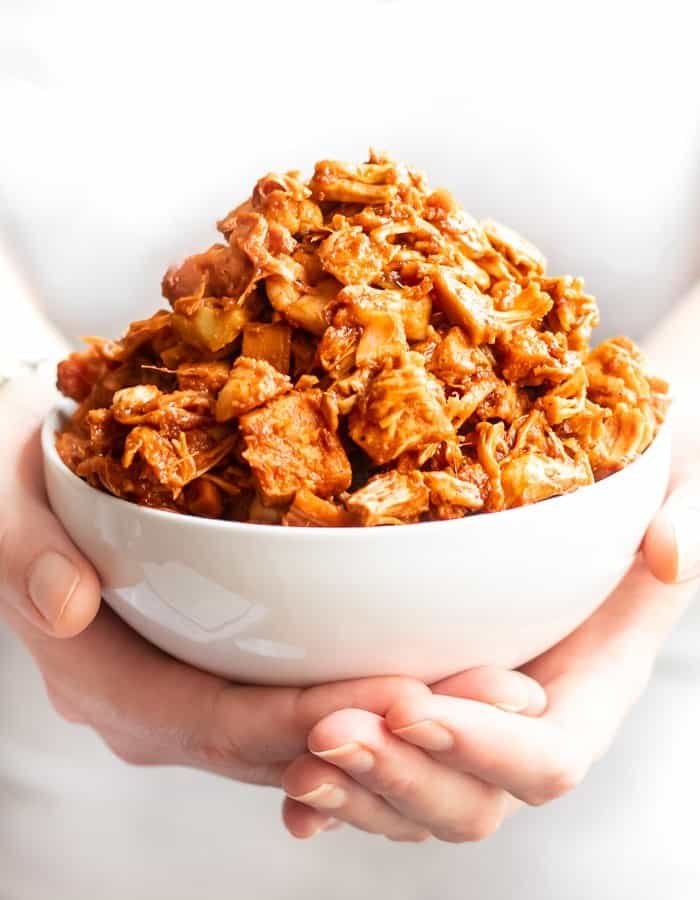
[56,151,669,526]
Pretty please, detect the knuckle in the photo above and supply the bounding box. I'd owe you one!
[390,675,427,699]
[45,683,83,724]
[361,820,388,837]
[281,753,327,796]
[105,741,151,767]
[433,800,504,844]
[377,768,419,800]
[413,830,433,843]
[440,811,501,844]
[433,826,468,844]
[190,736,239,771]
[529,755,589,805]
[471,809,503,842]
[196,688,244,764]
[386,829,432,843]
[434,816,498,844]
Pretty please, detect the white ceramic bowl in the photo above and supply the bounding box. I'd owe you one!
[42,404,671,686]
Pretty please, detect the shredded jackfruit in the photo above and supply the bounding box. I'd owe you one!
[56,151,669,525]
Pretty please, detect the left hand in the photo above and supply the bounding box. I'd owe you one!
[282,464,700,842]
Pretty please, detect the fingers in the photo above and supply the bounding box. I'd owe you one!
[0,431,101,638]
[643,470,700,584]
[281,797,337,839]
[282,754,429,842]
[307,709,506,842]
[386,694,590,807]
[28,604,234,758]
[431,666,547,716]
[211,675,431,770]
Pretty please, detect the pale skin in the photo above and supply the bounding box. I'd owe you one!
[0,244,698,843]
[283,285,700,839]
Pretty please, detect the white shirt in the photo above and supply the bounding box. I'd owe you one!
[1,2,699,897]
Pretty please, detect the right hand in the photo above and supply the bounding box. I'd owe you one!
[1,384,545,841]
[0,393,421,795]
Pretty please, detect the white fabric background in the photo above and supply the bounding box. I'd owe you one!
[1,1,700,897]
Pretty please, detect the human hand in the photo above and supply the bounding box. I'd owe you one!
[0,405,428,803]
[1,391,546,842]
[283,460,700,842]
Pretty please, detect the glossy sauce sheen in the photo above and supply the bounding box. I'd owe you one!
[55,152,669,526]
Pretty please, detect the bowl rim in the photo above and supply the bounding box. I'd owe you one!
[42,401,671,541]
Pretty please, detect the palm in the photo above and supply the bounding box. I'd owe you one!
[9,600,430,788]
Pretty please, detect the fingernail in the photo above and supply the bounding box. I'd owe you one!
[27,551,80,625]
[288,783,348,810]
[492,673,539,713]
[312,742,375,773]
[671,497,700,582]
[494,701,528,712]
[391,720,454,751]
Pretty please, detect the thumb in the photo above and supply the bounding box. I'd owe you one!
[431,666,548,716]
[209,676,430,775]
[1,434,101,639]
[643,467,700,585]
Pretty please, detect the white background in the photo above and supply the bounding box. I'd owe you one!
[2,2,700,898]
[2,0,699,342]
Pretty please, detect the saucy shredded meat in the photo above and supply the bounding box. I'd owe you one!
[56,150,670,526]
